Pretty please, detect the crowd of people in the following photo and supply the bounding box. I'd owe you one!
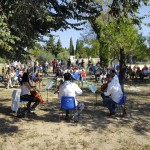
[1,59,150,118]
[126,64,150,81]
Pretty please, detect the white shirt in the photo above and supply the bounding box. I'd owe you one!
[113,74,119,83]
[59,81,83,106]
[104,78,123,103]
[20,82,31,96]
[20,85,30,96]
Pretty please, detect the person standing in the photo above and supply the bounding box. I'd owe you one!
[67,59,71,69]
[51,59,57,73]
[80,69,87,86]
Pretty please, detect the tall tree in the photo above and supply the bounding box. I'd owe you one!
[75,39,79,55]
[77,41,84,58]
[45,35,56,53]
[69,37,74,55]
[55,38,62,57]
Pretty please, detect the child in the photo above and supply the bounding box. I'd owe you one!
[80,69,87,86]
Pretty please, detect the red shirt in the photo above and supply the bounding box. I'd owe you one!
[81,71,86,77]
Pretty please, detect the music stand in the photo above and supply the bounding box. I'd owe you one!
[45,80,55,102]
[86,82,98,105]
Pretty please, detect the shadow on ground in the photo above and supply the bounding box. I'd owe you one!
[0,83,149,135]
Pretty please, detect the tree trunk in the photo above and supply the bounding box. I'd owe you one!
[119,47,126,92]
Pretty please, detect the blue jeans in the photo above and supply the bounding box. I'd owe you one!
[103,98,116,113]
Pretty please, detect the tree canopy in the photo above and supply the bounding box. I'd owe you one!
[0,0,149,62]
[0,0,101,60]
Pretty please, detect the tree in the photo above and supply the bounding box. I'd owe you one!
[57,50,70,63]
[45,35,56,53]
[69,37,74,55]
[0,0,101,60]
[55,38,63,57]
[75,39,79,55]
[133,34,150,62]
[0,15,20,60]
[87,0,149,90]
[37,50,54,64]
[77,41,84,58]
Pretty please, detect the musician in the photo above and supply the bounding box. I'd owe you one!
[58,73,84,120]
[100,73,123,116]
[100,69,119,96]
[20,72,40,112]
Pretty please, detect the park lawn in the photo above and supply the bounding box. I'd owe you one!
[0,74,150,150]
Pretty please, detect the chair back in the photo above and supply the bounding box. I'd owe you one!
[60,96,76,110]
[11,90,20,112]
[117,93,127,105]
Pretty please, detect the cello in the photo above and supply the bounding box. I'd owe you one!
[100,82,108,92]
[30,90,44,103]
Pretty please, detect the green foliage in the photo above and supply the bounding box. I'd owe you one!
[75,40,79,55]
[57,50,70,63]
[0,57,6,63]
[36,50,54,64]
[45,35,56,54]
[76,40,84,58]
[133,34,150,62]
[0,15,20,59]
[0,0,101,60]
[69,37,74,55]
[55,38,63,57]
[1,0,149,62]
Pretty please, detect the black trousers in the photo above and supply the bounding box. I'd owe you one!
[20,94,40,109]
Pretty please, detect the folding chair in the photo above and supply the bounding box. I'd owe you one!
[11,90,29,118]
[116,93,127,116]
[59,96,79,123]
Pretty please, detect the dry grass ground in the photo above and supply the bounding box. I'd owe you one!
[0,74,150,150]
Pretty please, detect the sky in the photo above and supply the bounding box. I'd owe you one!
[51,5,150,49]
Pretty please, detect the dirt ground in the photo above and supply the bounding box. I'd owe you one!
[0,76,150,150]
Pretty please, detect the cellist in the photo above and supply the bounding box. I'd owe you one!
[20,72,40,112]
[99,70,123,116]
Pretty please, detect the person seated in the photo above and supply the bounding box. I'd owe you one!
[20,72,40,112]
[130,65,137,80]
[142,65,149,78]
[95,66,102,83]
[135,67,143,80]
[126,66,132,79]
[100,73,123,116]
[58,73,84,121]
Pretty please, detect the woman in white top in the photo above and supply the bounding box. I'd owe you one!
[20,72,40,112]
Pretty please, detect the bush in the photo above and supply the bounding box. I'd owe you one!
[0,57,6,63]
[57,50,70,63]
[36,50,54,64]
